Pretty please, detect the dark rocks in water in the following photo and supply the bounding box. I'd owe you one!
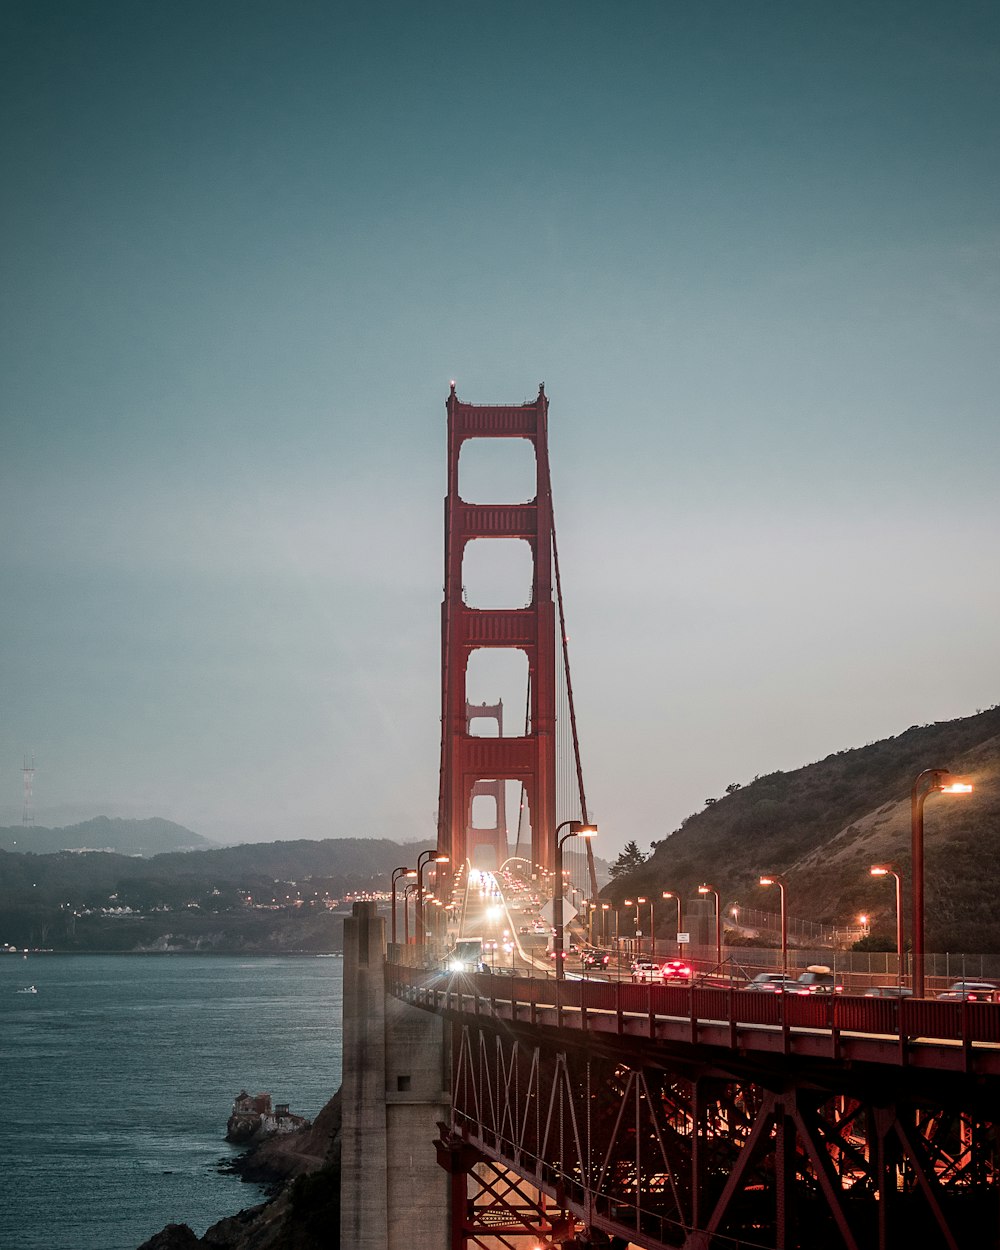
[138,1089,342,1250]
[226,1091,310,1145]
[137,1225,202,1250]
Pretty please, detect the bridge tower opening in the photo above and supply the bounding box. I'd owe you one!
[465,700,509,871]
[437,383,557,877]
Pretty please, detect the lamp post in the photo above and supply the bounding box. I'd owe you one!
[698,884,721,970]
[624,898,638,958]
[637,896,653,957]
[759,874,788,980]
[662,891,683,955]
[391,866,416,946]
[402,882,419,944]
[416,850,450,946]
[601,903,610,945]
[911,769,972,998]
[870,864,904,988]
[553,820,598,979]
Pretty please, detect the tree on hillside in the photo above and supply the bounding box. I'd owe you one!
[610,840,647,880]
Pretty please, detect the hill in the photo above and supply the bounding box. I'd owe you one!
[0,837,433,953]
[609,705,1000,953]
[0,816,213,857]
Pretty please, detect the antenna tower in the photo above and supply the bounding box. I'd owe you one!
[22,754,35,826]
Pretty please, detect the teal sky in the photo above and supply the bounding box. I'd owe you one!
[2,2,998,854]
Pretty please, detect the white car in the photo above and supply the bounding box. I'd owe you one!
[631,960,661,983]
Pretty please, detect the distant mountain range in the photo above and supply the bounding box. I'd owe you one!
[0,816,214,857]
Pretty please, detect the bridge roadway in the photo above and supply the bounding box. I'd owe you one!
[400,867,1000,1249]
[441,867,1000,1074]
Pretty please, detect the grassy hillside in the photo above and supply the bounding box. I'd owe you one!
[610,705,1000,953]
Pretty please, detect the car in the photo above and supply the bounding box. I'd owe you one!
[863,985,914,998]
[795,966,844,995]
[661,959,693,983]
[937,981,997,1002]
[581,950,610,969]
[747,972,792,988]
[631,960,662,983]
[743,977,801,993]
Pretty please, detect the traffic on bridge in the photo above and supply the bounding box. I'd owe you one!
[389,856,1000,1250]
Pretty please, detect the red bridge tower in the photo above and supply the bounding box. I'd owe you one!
[437,384,556,876]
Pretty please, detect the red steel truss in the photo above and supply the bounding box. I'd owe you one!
[437,384,557,876]
[435,1131,599,1249]
[393,967,1000,1250]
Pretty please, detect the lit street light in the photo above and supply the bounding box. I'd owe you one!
[759,874,788,981]
[698,884,722,970]
[662,891,683,955]
[554,820,598,979]
[416,850,450,947]
[624,898,639,958]
[391,866,417,946]
[870,864,904,988]
[402,882,419,944]
[911,770,972,998]
[637,896,653,957]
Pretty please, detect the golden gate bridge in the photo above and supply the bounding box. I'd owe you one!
[373,385,1000,1250]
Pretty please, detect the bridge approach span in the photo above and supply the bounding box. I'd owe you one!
[391,962,1000,1250]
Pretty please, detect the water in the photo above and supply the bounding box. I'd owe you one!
[0,954,343,1250]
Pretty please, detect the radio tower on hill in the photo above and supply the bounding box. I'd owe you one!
[22,754,35,826]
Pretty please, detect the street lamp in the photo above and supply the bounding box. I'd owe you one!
[911,769,972,998]
[402,882,419,944]
[759,874,788,981]
[416,850,450,946]
[624,898,639,958]
[637,896,653,957]
[553,820,598,979]
[391,866,417,946]
[600,902,610,945]
[662,891,683,955]
[698,884,721,970]
[870,864,904,988]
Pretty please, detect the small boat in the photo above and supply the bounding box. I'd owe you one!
[16,985,37,994]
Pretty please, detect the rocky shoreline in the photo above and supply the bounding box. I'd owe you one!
[137,1089,342,1250]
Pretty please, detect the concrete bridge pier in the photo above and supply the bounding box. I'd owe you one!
[340,901,451,1248]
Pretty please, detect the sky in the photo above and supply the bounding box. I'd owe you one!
[1,1,998,857]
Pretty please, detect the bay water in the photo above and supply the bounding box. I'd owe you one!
[0,953,343,1250]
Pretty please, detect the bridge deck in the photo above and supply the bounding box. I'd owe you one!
[391,964,1000,1078]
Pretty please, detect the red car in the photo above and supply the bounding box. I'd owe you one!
[661,959,693,983]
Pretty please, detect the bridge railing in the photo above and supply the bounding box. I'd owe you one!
[389,963,1000,1061]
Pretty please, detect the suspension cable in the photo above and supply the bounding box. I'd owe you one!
[551,507,599,899]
